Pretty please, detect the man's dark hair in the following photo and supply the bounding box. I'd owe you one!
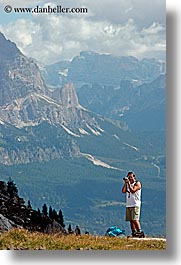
[127,171,136,178]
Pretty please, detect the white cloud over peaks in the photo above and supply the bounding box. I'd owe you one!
[142,22,165,35]
[0,19,40,50]
[0,0,166,64]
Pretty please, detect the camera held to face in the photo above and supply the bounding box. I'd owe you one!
[123,176,129,181]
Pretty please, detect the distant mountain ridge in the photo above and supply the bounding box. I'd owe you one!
[68,51,165,85]
[75,74,166,131]
[42,50,165,88]
[41,50,166,131]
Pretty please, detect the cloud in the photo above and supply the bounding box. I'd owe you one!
[142,22,165,35]
[78,0,166,27]
[0,0,166,64]
[0,0,42,6]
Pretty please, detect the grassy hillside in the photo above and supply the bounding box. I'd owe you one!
[0,229,166,250]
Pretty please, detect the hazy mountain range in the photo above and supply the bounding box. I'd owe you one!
[41,50,166,131]
[0,32,166,236]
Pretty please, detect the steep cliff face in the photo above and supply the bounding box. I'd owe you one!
[0,118,81,165]
[0,33,104,135]
[0,38,106,165]
[60,83,103,133]
[0,32,118,165]
[0,32,20,61]
[60,82,79,107]
[0,80,103,134]
[0,33,46,106]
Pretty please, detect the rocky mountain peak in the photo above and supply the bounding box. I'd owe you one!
[0,34,107,138]
[60,82,79,108]
[0,33,46,106]
[0,32,21,61]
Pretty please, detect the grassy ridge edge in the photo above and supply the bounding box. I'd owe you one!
[0,229,166,250]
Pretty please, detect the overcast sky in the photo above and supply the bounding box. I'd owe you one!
[0,0,166,64]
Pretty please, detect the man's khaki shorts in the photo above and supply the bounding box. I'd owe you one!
[126,206,140,221]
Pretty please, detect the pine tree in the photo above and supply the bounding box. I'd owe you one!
[42,203,48,216]
[27,200,32,209]
[58,209,65,227]
[49,206,53,220]
[7,178,18,197]
[52,209,58,221]
[37,208,41,216]
[68,224,73,234]
[37,208,42,223]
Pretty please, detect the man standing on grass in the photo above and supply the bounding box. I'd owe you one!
[122,171,145,238]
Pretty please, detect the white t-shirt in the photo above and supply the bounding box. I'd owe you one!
[126,181,141,207]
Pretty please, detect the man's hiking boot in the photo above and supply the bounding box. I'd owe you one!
[132,230,145,238]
